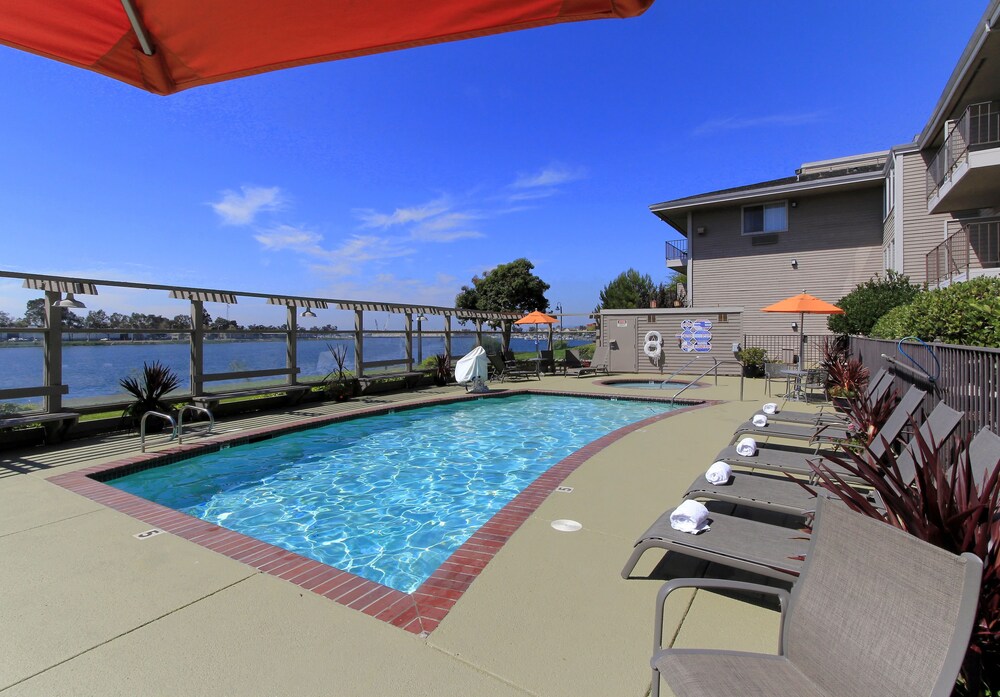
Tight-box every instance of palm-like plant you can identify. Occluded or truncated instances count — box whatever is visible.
[119,361,180,431]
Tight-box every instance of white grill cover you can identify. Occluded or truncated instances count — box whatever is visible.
[455,346,488,383]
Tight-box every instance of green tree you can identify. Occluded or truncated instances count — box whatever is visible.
[599,269,657,309]
[84,309,110,328]
[23,298,46,327]
[455,258,550,349]
[0,310,13,326]
[827,270,920,336]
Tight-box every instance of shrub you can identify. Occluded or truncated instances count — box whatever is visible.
[868,276,1000,347]
[827,270,920,336]
[735,346,767,377]
[119,361,180,432]
[868,302,918,340]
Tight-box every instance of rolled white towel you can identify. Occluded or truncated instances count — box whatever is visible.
[735,437,757,457]
[762,402,779,415]
[751,414,768,428]
[705,461,733,485]
[669,500,711,534]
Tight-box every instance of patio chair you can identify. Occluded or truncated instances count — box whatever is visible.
[714,386,928,483]
[762,360,789,398]
[648,497,982,697]
[538,349,555,374]
[730,379,920,447]
[801,367,827,402]
[683,401,964,517]
[566,344,610,377]
[750,367,891,427]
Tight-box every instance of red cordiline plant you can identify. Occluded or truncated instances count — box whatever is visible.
[801,426,999,695]
[835,387,899,446]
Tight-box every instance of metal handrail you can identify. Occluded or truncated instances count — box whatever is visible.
[669,357,725,406]
[177,405,214,444]
[140,411,177,453]
[662,355,719,387]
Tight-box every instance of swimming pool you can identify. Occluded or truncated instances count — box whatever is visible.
[603,379,693,390]
[109,394,679,593]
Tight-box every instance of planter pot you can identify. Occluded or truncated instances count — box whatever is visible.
[831,396,852,412]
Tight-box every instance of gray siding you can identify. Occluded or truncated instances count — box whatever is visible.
[900,151,953,284]
[688,186,884,336]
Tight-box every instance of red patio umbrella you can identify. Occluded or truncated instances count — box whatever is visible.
[761,291,844,365]
[0,0,654,95]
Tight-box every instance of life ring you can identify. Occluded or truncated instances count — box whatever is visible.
[643,339,662,358]
[644,330,662,344]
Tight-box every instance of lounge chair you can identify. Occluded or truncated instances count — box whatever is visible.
[620,499,812,582]
[683,401,964,517]
[750,367,890,426]
[649,497,982,697]
[565,344,610,377]
[715,386,927,483]
[730,379,920,447]
[486,352,537,382]
[968,426,1000,487]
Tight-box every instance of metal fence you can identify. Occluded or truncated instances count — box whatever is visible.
[850,336,1000,440]
[925,217,1000,287]
[742,334,827,367]
[926,100,1000,201]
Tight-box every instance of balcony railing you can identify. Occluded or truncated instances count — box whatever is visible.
[925,218,1000,287]
[664,239,689,264]
[927,101,1000,201]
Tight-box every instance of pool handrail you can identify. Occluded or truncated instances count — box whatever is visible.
[177,404,214,444]
[662,356,719,388]
[140,411,177,453]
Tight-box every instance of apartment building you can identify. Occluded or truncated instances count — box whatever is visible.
[652,0,1000,337]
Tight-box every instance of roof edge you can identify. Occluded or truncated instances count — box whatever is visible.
[918,0,1000,148]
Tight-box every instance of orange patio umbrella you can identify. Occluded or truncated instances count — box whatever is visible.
[514,310,558,355]
[0,0,654,96]
[761,291,844,365]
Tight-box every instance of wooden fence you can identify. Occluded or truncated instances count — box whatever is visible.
[850,336,1000,440]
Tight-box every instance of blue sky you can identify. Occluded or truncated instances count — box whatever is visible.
[0,1,988,328]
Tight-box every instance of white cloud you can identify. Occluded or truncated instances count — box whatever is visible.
[410,212,485,242]
[211,186,285,225]
[316,272,460,306]
[692,111,826,136]
[253,225,323,252]
[252,223,416,276]
[511,164,586,189]
[355,197,450,229]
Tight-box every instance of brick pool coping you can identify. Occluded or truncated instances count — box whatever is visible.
[49,390,715,636]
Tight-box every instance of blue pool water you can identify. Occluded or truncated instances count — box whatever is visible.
[110,394,677,593]
[606,380,691,390]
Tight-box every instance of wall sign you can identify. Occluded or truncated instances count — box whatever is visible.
[677,319,713,353]
[616,319,628,327]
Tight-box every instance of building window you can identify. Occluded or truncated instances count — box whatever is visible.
[883,160,895,220]
[742,201,787,235]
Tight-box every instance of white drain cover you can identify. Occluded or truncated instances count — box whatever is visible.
[551,519,582,532]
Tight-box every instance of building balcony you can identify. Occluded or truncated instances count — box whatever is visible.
[665,239,688,270]
[925,217,1000,288]
[926,101,1000,214]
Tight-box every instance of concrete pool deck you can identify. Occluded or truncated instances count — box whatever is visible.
[0,374,814,696]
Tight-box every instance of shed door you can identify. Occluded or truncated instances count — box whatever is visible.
[607,318,637,372]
